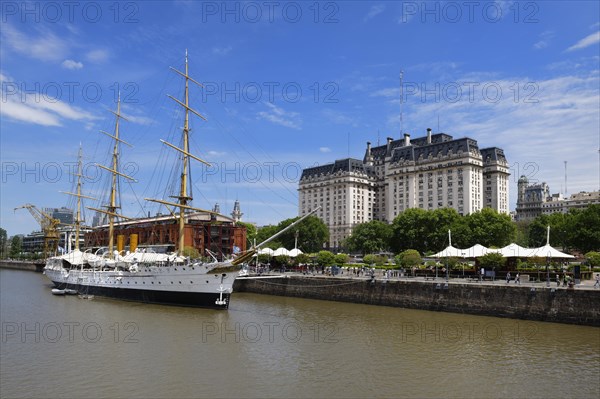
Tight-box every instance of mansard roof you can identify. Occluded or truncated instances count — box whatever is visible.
[480,147,507,164]
[301,158,375,180]
[390,137,478,163]
[370,133,455,160]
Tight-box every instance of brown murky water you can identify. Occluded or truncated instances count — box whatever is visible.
[1,269,599,398]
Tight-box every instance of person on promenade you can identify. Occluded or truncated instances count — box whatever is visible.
[506,272,511,283]
[556,273,561,287]
[594,274,600,288]
[515,273,520,284]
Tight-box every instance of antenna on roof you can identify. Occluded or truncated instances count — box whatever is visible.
[377,129,380,146]
[437,115,440,133]
[399,70,404,136]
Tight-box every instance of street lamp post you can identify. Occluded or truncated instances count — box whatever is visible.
[546,255,550,287]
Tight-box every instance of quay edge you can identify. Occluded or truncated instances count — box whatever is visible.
[0,260,44,272]
[234,275,600,327]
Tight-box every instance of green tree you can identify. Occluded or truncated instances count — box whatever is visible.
[257,253,272,263]
[182,246,200,259]
[363,254,376,266]
[514,220,531,247]
[391,208,432,254]
[262,216,329,253]
[528,212,572,249]
[316,250,335,267]
[569,205,600,253]
[255,225,280,249]
[275,255,290,267]
[477,252,505,270]
[9,235,22,258]
[462,208,516,247]
[584,251,600,267]
[294,253,311,265]
[236,222,257,246]
[334,253,350,266]
[429,208,462,250]
[0,227,7,258]
[394,249,422,268]
[345,220,392,255]
[391,208,461,254]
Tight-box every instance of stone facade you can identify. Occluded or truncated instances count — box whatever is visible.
[299,129,510,249]
[516,176,599,220]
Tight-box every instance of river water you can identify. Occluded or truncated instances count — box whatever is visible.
[1,269,598,399]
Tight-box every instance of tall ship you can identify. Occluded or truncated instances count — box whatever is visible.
[44,52,314,309]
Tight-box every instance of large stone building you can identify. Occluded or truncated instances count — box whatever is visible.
[516,176,600,220]
[299,129,510,249]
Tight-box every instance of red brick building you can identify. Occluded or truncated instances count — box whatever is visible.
[85,211,247,260]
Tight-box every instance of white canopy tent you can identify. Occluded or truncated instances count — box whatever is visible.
[431,245,465,258]
[257,248,275,256]
[273,247,290,257]
[498,243,535,258]
[287,248,304,257]
[529,244,575,259]
[463,244,499,258]
[432,227,575,259]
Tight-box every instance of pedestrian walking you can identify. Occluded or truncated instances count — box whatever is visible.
[556,273,560,287]
[594,273,600,289]
[515,273,520,284]
[506,271,511,283]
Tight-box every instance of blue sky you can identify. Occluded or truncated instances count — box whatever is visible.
[1,1,599,237]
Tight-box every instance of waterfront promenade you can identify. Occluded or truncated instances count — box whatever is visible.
[236,269,600,326]
[244,268,600,290]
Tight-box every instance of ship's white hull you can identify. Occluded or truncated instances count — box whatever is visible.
[44,262,239,309]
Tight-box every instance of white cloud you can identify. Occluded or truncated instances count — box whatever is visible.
[322,109,358,126]
[62,59,84,70]
[208,150,226,156]
[392,72,600,206]
[0,73,98,127]
[533,31,554,50]
[566,31,600,52]
[257,103,301,130]
[319,147,331,153]
[371,87,399,98]
[364,5,385,21]
[1,24,69,62]
[212,46,232,56]
[86,49,109,63]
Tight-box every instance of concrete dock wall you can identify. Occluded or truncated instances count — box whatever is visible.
[234,276,600,326]
[0,260,44,272]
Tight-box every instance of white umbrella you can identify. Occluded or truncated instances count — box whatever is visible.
[529,244,575,259]
[431,245,464,258]
[258,248,275,256]
[463,244,500,258]
[288,248,303,257]
[498,243,535,258]
[273,247,290,256]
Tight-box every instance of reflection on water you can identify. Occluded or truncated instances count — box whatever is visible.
[1,269,599,398]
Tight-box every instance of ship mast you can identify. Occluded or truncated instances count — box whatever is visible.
[146,50,218,256]
[177,50,192,253]
[60,145,96,251]
[87,95,134,259]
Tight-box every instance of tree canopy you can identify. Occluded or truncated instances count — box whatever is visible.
[528,205,600,253]
[255,216,329,253]
[345,220,392,255]
[390,207,514,253]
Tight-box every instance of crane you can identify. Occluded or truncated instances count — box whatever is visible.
[14,204,61,258]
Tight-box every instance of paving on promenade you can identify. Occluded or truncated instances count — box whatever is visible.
[245,269,600,291]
